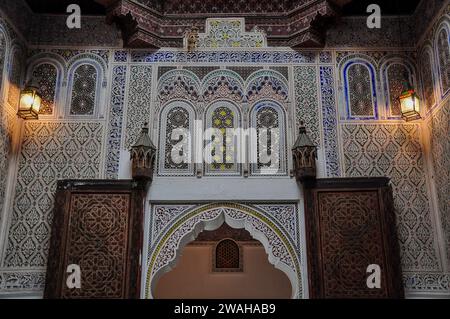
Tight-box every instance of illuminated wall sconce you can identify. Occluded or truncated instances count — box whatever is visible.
[398,80,421,122]
[17,81,42,120]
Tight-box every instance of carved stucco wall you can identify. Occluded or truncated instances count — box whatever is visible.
[428,100,450,268]
[0,0,448,297]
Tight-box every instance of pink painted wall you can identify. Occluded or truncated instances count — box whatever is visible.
[155,244,292,299]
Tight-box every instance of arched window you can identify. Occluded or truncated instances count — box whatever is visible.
[344,61,378,119]
[437,27,450,96]
[30,63,58,115]
[7,47,23,109]
[250,101,287,176]
[384,63,412,118]
[158,101,195,176]
[421,48,436,111]
[204,101,241,176]
[214,239,241,271]
[69,64,98,116]
[0,31,6,95]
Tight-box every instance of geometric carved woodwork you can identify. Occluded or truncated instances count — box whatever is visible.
[103,0,351,48]
[303,177,404,298]
[44,180,146,298]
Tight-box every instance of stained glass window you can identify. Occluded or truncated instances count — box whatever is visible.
[70,64,97,115]
[211,106,235,171]
[205,102,240,175]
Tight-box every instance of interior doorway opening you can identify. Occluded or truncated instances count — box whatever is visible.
[154,224,292,299]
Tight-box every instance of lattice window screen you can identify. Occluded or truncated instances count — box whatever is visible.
[70,64,97,116]
[215,239,240,270]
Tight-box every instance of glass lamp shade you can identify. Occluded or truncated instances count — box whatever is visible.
[399,89,421,122]
[17,84,42,120]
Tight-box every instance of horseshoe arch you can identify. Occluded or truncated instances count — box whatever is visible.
[144,203,303,299]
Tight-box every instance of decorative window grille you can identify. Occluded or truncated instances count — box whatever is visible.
[69,64,97,115]
[214,239,242,272]
[31,63,57,115]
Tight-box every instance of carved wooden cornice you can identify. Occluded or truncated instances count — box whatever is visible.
[100,0,351,48]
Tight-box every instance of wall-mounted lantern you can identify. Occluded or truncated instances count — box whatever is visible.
[398,81,421,122]
[292,122,317,182]
[130,123,157,183]
[17,81,42,120]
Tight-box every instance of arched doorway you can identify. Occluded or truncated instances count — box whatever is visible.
[144,203,302,299]
[154,224,292,298]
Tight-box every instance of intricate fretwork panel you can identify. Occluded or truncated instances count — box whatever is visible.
[254,204,298,247]
[131,50,317,64]
[208,105,237,173]
[342,124,439,272]
[31,64,57,115]
[437,27,450,96]
[429,101,450,266]
[151,205,196,246]
[385,63,408,117]
[195,18,267,49]
[158,103,195,176]
[420,49,436,111]
[319,191,387,298]
[294,66,321,146]
[105,65,127,179]
[61,194,130,298]
[250,102,287,176]
[125,65,152,148]
[157,70,199,105]
[150,203,299,254]
[215,239,240,270]
[202,70,245,103]
[320,66,341,177]
[69,64,97,115]
[3,122,103,268]
[345,63,376,118]
[246,70,288,103]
